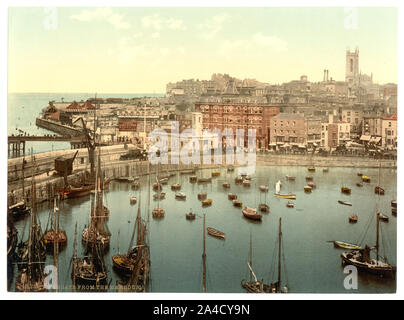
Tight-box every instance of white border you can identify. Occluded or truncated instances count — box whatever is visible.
[1,0,402,301]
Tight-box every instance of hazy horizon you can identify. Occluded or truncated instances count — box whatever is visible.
[9,7,397,93]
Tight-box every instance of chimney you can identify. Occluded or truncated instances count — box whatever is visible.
[323,70,327,82]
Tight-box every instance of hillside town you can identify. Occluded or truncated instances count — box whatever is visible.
[36,48,397,158]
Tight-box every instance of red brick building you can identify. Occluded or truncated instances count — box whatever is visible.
[195,103,280,149]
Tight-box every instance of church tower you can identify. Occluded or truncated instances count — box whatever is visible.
[345,47,359,84]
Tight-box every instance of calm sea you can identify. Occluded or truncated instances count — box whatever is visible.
[9,165,397,293]
[7,93,164,156]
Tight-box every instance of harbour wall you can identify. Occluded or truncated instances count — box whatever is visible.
[7,148,396,207]
[35,118,83,137]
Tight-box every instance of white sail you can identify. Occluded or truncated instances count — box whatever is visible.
[275,180,281,194]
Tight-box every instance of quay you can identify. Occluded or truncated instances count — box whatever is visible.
[7,145,396,207]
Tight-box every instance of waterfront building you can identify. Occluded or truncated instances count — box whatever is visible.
[195,101,280,149]
[269,113,306,149]
[381,114,397,150]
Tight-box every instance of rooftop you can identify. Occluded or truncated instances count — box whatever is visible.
[273,113,305,119]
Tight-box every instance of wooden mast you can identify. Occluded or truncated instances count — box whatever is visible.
[53,197,59,292]
[249,231,252,283]
[277,217,282,292]
[72,222,77,289]
[202,213,206,293]
[376,161,381,261]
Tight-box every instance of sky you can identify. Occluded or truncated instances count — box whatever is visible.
[8,7,398,93]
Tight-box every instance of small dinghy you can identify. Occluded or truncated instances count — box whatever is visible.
[175,192,186,200]
[228,193,237,200]
[349,214,358,223]
[304,186,312,193]
[242,207,262,221]
[202,199,212,207]
[130,197,137,205]
[222,182,231,188]
[259,185,269,192]
[198,192,207,200]
[338,200,352,206]
[207,227,225,240]
[332,240,361,250]
[286,201,294,208]
[258,204,270,213]
[233,199,242,207]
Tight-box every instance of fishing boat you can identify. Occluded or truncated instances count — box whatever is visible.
[198,192,207,200]
[153,183,162,191]
[304,186,312,193]
[375,186,385,195]
[305,176,313,181]
[242,207,262,221]
[227,166,235,172]
[8,201,31,220]
[233,199,243,207]
[308,167,315,172]
[189,176,197,183]
[222,182,231,188]
[241,218,288,293]
[392,208,397,216]
[15,179,47,292]
[228,193,237,200]
[362,175,371,183]
[130,197,137,205]
[259,185,269,192]
[332,241,361,250]
[112,199,150,293]
[82,146,111,248]
[72,224,108,288]
[202,199,212,207]
[152,207,165,219]
[338,200,352,206]
[308,181,316,189]
[175,192,187,200]
[186,210,196,220]
[286,201,294,208]
[58,183,94,200]
[212,171,220,177]
[259,204,270,213]
[235,176,243,184]
[349,214,358,223]
[242,180,251,187]
[244,175,252,181]
[341,186,351,194]
[341,163,396,279]
[198,177,212,184]
[275,194,296,199]
[43,198,67,250]
[171,183,181,191]
[356,183,363,187]
[285,175,296,181]
[391,200,397,208]
[153,192,166,200]
[323,168,329,173]
[207,227,226,240]
[131,181,140,190]
[159,178,168,185]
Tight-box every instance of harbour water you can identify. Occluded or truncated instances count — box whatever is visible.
[9,165,397,293]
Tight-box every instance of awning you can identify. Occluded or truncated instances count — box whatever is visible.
[369,136,381,143]
[360,135,371,141]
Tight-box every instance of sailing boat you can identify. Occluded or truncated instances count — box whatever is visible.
[241,218,288,293]
[15,179,47,292]
[340,162,396,278]
[113,190,150,289]
[72,222,108,288]
[43,197,67,250]
[171,171,181,190]
[275,179,296,199]
[82,146,111,248]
